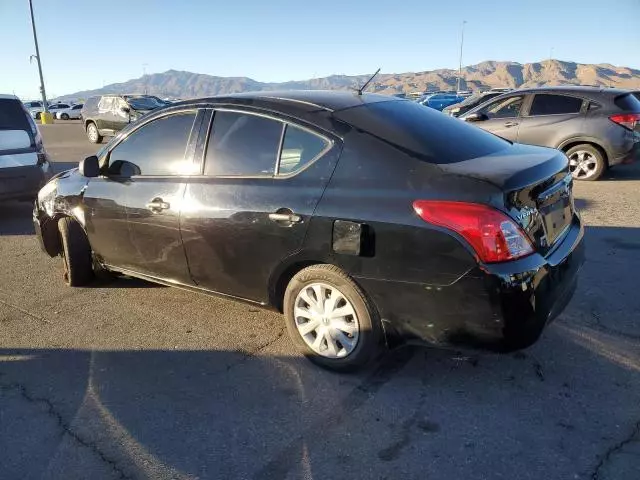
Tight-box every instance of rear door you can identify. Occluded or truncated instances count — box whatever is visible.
[516,93,586,147]
[468,94,526,141]
[105,109,201,283]
[96,97,115,132]
[181,109,339,301]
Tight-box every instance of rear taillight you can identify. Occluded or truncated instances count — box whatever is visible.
[609,113,640,131]
[412,200,534,263]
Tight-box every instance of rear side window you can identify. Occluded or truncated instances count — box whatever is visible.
[0,99,31,131]
[278,125,329,175]
[334,100,510,164]
[614,93,640,111]
[204,111,284,176]
[529,94,583,116]
[108,112,197,176]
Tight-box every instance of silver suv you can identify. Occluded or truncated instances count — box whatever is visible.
[0,95,52,201]
[461,86,640,180]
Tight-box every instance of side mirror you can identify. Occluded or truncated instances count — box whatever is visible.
[79,155,100,178]
[465,112,488,122]
[121,106,130,113]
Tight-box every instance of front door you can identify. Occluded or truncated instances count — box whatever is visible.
[469,94,526,142]
[102,109,201,283]
[515,93,586,147]
[181,109,339,302]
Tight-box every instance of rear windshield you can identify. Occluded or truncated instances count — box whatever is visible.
[0,99,31,131]
[614,93,640,111]
[334,100,510,164]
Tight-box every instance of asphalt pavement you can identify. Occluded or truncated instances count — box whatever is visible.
[1,122,639,479]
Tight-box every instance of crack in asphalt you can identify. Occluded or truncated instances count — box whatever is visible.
[0,379,132,480]
[226,326,287,372]
[590,309,640,341]
[253,347,415,480]
[0,297,51,325]
[590,419,640,480]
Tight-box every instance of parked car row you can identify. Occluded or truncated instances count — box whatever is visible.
[22,100,84,120]
[33,90,585,371]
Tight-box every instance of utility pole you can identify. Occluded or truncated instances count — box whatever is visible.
[28,0,48,114]
[457,21,467,94]
[143,63,148,94]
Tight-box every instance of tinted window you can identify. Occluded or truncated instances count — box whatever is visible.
[204,111,283,176]
[84,97,99,110]
[614,93,640,111]
[72,105,83,110]
[334,100,510,164]
[278,125,329,175]
[0,99,31,132]
[108,112,197,176]
[529,94,583,115]
[479,96,524,119]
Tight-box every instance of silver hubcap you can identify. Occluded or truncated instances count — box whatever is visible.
[294,282,360,358]
[569,150,598,179]
[88,124,97,141]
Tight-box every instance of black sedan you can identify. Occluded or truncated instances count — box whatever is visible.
[34,91,584,371]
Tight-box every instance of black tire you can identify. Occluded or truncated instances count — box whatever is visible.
[283,264,382,371]
[35,112,41,120]
[61,113,69,120]
[58,217,93,286]
[566,144,606,181]
[86,122,103,144]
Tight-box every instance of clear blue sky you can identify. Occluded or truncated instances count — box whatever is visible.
[2,0,639,99]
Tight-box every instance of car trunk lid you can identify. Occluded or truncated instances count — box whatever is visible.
[439,144,574,256]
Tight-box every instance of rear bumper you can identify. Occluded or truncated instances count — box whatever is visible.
[610,140,639,166]
[359,215,585,352]
[0,163,52,201]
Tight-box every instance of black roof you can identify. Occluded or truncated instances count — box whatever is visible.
[176,90,398,113]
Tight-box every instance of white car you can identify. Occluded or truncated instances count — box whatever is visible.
[55,104,83,120]
[29,102,71,120]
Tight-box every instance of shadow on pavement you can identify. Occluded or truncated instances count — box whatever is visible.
[600,161,640,182]
[0,201,35,235]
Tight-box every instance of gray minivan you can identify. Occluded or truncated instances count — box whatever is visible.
[461,86,640,180]
[0,95,52,201]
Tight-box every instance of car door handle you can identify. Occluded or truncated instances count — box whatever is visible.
[146,198,170,211]
[269,212,302,223]
[504,121,519,127]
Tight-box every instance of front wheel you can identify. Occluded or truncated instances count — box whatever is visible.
[61,113,69,120]
[58,217,94,286]
[567,144,606,181]
[283,265,382,371]
[86,122,103,144]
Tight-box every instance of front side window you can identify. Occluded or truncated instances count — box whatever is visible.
[529,94,583,116]
[204,111,283,176]
[480,96,524,119]
[108,112,197,176]
[278,125,329,175]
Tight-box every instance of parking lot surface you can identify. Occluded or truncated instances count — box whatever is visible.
[1,122,639,479]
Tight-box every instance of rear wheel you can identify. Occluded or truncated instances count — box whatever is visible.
[61,113,69,120]
[35,112,41,120]
[283,265,382,371]
[566,144,606,181]
[58,217,93,286]
[86,122,103,143]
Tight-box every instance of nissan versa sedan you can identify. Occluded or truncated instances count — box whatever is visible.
[34,91,584,371]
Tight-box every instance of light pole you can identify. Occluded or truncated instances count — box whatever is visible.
[27,0,49,117]
[143,63,148,94]
[456,20,467,94]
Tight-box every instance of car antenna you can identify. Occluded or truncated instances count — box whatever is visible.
[356,68,381,96]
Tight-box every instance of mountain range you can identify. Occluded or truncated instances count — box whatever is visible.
[59,59,640,101]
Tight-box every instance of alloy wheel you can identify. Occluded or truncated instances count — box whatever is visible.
[87,124,98,142]
[569,150,598,180]
[293,282,360,358]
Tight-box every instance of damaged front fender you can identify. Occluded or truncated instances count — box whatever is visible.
[33,168,90,257]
